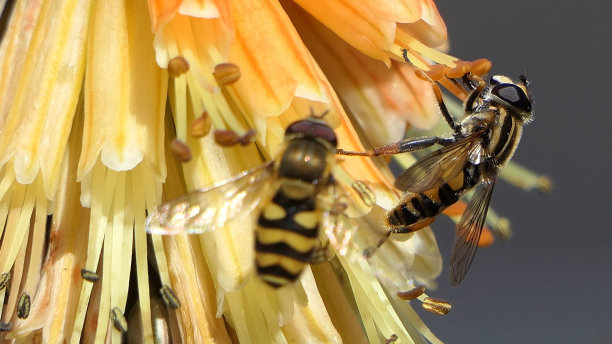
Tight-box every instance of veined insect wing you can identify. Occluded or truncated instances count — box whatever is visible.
[146,161,277,235]
[394,133,481,192]
[319,175,380,259]
[450,178,496,286]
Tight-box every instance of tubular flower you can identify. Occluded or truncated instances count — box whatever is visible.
[0,0,550,343]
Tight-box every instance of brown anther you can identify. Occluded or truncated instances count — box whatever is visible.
[189,111,212,138]
[214,129,256,147]
[424,64,448,81]
[111,307,129,333]
[385,334,399,343]
[80,269,100,282]
[470,58,492,76]
[446,61,471,79]
[214,130,241,146]
[170,139,192,162]
[422,297,452,315]
[397,285,426,300]
[0,272,10,290]
[168,56,190,78]
[238,129,256,146]
[160,285,181,309]
[537,176,554,194]
[214,63,241,85]
[17,293,31,319]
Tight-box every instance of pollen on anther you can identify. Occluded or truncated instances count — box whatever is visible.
[190,111,212,138]
[170,139,192,162]
[422,297,451,315]
[214,129,256,147]
[424,64,448,81]
[213,63,241,86]
[168,56,190,77]
[397,285,426,300]
[446,61,471,78]
[471,59,492,76]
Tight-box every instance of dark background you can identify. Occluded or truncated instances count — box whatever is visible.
[418,1,612,343]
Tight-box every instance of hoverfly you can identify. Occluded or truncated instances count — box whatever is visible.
[338,59,534,286]
[146,112,367,288]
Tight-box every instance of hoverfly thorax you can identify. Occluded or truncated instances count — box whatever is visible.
[463,75,534,169]
[279,118,337,185]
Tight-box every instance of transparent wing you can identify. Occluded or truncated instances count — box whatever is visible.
[449,178,495,286]
[394,133,482,193]
[146,161,278,235]
[319,179,382,260]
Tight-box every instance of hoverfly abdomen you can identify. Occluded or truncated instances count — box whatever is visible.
[255,191,319,287]
[255,117,337,288]
[387,162,480,232]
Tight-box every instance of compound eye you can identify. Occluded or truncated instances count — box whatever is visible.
[285,120,337,147]
[492,84,532,112]
[312,124,337,147]
[285,120,313,136]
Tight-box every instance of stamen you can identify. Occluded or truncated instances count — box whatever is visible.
[422,297,451,315]
[17,292,31,319]
[170,139,192,162]
[0,272,9,290]
[424,64,448,81]
[80,269,100,282]
[168,56,190,78]
[111,307,129,333]
[213,63,241,86]
[446,61,471,79]
[397,285,426,300]
[160,285,181,309]
[214,129,256,147]
[385,334,398,343]
[0,322,11,332]
[190,111,212,138]
[471,59,492,76]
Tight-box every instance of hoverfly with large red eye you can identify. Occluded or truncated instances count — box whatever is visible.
[146,110,373,288]
[338,50,534,286]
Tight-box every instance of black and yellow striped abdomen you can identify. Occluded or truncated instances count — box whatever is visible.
[255,180,320,288]
[387,163,480,232]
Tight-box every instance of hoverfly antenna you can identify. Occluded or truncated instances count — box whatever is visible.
[519,74,530,87]
[309,108,330,119]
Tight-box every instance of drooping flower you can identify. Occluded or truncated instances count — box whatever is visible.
[0,0,550,342]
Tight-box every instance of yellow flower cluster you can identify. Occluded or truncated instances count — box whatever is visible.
[0,0,550,342]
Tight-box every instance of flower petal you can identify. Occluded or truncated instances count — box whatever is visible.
[0,0,91,199]
[79,0,167,179]
[228,0,329,117]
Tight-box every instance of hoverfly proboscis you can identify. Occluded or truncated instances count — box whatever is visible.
[338,51,534,286]
[146,111,375,288]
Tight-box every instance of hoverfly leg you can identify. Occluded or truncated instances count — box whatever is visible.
[336,135,454,157]
[309,242,334,264]
[388,217,436,234]
[401,48,461,134]
[463,74,487,115]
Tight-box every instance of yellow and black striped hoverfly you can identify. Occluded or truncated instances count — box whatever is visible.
[146,111,370,288]
[338,58,534,286]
